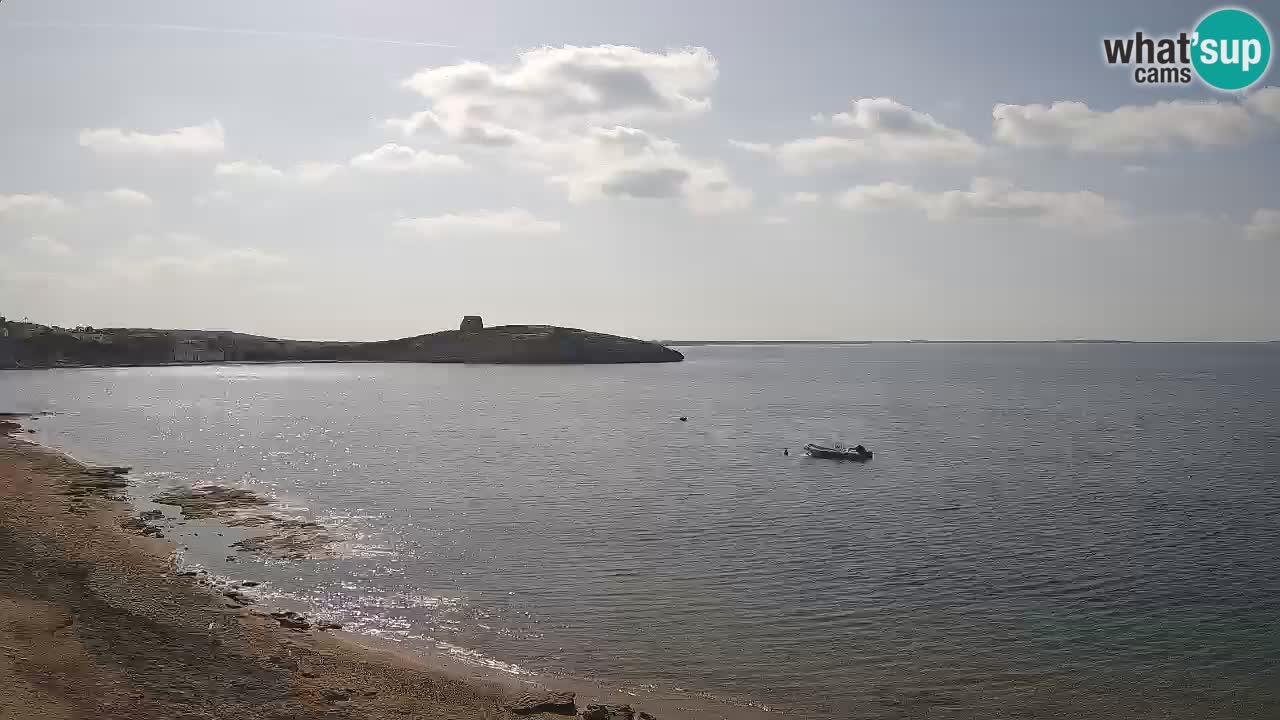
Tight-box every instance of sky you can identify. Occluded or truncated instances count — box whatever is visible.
[1,0,1278,341]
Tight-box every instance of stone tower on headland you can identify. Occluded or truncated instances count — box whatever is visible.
[459,315,483,332]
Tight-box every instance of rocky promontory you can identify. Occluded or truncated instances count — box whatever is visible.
[344,323,683,364]
[0,316,683,367]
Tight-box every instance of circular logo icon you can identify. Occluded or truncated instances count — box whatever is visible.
[1192,8,1272,91]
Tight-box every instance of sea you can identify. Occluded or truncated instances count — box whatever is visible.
[3,343,1279,719]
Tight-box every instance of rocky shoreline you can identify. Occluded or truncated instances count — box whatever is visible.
[0,417,767,720]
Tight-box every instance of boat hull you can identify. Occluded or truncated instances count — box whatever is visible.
[804,444,871,461]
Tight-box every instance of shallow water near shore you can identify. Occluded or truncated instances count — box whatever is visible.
[4,343,1280,718]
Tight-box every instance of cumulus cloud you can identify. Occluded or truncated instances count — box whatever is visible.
[349,143,466,173]
[23,235,73,258]
[542,126,750,214]
[394,208,561,237]
[79,120,225,155]
[0,193,70,216]
[1247,86,1280,122]
[838,177,1121,229]
[992,99,1258,153]
[215,145,461,185]
[215,160,286,180]
[384,47,747,214]
[102,187,153,207]
[1245,209,1280,241]
[390,45,718,144]
[385,111,533,147]
[837,182,927,212]
[733,98,981,173]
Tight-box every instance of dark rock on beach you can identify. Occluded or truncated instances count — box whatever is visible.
[120,511,165,537]
[579,704,644,720]
[270,610,311,630]
[153,485,269,519]
[510,689,576,715]
[231,525,337,561]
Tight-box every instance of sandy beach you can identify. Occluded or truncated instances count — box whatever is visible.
[0,420,584,720]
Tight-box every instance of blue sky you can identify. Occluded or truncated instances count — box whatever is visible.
[1,0,1277,340]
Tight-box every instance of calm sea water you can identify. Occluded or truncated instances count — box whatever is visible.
[4,344,1280,718]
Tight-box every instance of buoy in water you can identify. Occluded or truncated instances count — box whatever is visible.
[783,448,789,456]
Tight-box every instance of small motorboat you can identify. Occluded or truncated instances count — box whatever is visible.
[804,443,873,461]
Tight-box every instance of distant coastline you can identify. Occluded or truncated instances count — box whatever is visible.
[662,339,1277,346]
[0,315,683,369]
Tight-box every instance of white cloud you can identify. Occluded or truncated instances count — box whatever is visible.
[102,187,153,207]
[737,98,981,174]
[760,215,790,225]
[215,160,340,184]
[815,97,959,137]
[215,160,286,180]
[838,177,1122,229]
[385,110,533,147]
[837,182,926,212]
[349,143,466,173]
[992,99,1255,153]
[394,208,561,237]
[1247,86,1280,122]
[215,146,461,185]
[1245,209,1280,241]
[385,47,748,214]
[390,45,717,144]
[22,235,73,258]
[775,134,980,173]
[384,46,746,214]
[0,193,70,216]
[79,120,225,155]
[544,126,750,214]
[784,191,822,205]
[1122,164,1149,174]
[384,111,440,138]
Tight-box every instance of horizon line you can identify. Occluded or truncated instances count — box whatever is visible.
[660,339,1280,345]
